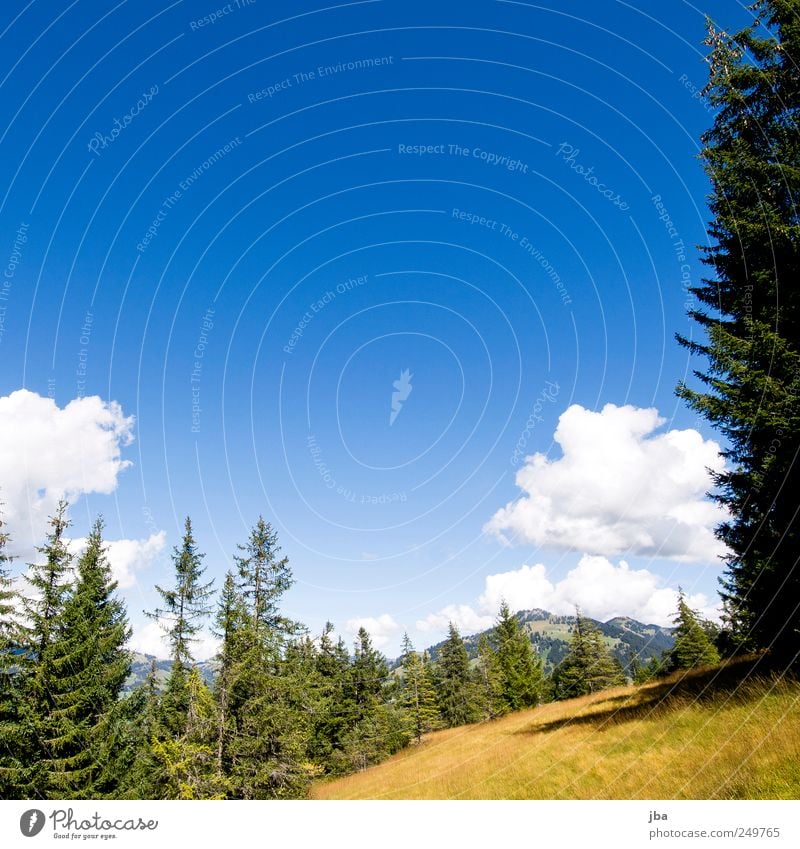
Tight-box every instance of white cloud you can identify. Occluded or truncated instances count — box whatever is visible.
[416,604,494,634]
[486,403,727,563]
[417,555,720,635]
[344,613,401,650]
[67,531,167,589]
[0,390,134,555]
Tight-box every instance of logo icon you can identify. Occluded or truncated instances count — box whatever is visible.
[20,810,45,837]
[390,369,413,426]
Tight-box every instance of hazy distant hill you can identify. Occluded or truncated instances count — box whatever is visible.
[423,608,674,675]
[124,652,217,694]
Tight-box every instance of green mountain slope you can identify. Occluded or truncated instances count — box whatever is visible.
[424,609,674,675]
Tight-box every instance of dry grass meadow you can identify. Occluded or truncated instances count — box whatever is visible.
[312,658,800,800]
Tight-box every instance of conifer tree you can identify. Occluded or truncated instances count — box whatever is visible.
[41,518,131,798]
[473,632,506,719]
[212,571,245,779]
[148,517,214,737]
[0,504,22,797]
[16,501,74,796]
[222,518,311,798]
[151,668,229,799]
[114,660,162,799]
[552,611,625,700]
[667,589,721,672]
[436,622,478,727]
[399,634,440,742]
[234,516,295,636]
[150,517,214,668]
[676,1,800,663]
[493,601,545,710]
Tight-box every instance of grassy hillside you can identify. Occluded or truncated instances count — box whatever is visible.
[313,658,800,800]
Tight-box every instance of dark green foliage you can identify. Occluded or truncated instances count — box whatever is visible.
[473,633,506,719]
[493,602,545,710]
[552,612,626,701]
[15,501,74,797]
[399,635,440,742]
[0,504,22,798]
[666,590,722,672]
[39,518,131,798]
[435,622,479,727]
[676,1,800,664]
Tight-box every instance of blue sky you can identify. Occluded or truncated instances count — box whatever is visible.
[0,0,756,657]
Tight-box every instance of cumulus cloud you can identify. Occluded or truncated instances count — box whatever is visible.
[344,613,401,650]
[486,403,727,563]
[0,389,135,554]
[68,531,167,589]
[417,555,720,635]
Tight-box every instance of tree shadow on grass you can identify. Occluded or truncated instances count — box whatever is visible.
[519,654,794,736]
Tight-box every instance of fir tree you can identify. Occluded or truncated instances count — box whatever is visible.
[41,518,131,798]
[234,516,295,636]
[148,517,214,738]
[493,601,545,710]
[676,1,800,663]
[0,503,22,797]
[552,611,626,700]
[667,589,721,672]
[222,519,311,798]
[16,501,74,797]
[436,622,478,727]
[399,634,440,742]
[149,516,214,669]
[473,632,506,719]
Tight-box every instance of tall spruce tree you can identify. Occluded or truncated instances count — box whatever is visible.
[493,602,545,710]
[223,518,311,799]
[399,634,440,742]
[148,517,214,737]
[0,504,22,797]
[41,518,131,798]
[436,622,478,727]
[17,500,74,797]
[667,589,722,672]
[676,1,800,663]
[473,632,505,719]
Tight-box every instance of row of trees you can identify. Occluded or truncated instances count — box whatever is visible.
[3,503,609,800]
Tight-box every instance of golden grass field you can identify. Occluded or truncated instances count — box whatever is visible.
[312,658,800,800]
